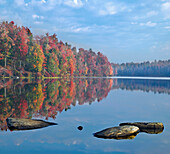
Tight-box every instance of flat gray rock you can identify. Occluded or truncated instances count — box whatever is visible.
[6,118,57,131]
[94,125,139,139]
[119,122,164,134]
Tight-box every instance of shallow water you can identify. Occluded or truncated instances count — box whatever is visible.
[0,78,170,153]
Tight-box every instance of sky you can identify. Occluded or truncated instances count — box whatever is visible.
[0,0,170,63]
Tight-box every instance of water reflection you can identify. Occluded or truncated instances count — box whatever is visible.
[112,79,170,94]
[0,78,169,131]
[0,78,112,131]
[94,134,138,140]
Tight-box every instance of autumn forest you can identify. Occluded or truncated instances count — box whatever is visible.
[0,21,113,78]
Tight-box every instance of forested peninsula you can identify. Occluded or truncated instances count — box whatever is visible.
[0,21,113,78]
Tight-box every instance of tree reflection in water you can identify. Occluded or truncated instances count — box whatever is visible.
[0,78,169,131]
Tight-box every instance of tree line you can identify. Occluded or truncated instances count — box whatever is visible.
[112,60,170,77]
[0,21,113,77]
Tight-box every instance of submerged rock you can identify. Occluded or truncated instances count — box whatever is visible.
[77,126,83,131]
[119,122,164,134]
[6,118,57,131]
[94,125,139,139]
[113,134,137,140]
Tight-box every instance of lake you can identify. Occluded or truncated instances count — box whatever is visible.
[0,78,170,154]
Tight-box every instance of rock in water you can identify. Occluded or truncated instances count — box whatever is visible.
[119,122,164,134]
[6,118,57,131]
[77,126,83,131]
[94,126,139,139]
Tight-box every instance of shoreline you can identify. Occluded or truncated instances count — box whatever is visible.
[1,76,170,80]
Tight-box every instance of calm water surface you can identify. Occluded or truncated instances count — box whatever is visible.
[0,78,170,154]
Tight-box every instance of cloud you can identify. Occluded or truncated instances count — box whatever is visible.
[0,16,8,22]
[29,0,81,11]
[53,23,117,34]
[99,2,117,15]
[71,26,90,32]
[161,2,170,19]
[131,22,137,25]
[54,25,90,33]
[64,0,84,8]
[89,1,127,16]
[29,0,62,11]
[14,0,25,6]
[32,14,44,20]
[34,21,43,24]
[164,26,170,31]
[163,43,170,51]
[41,0,46,3]
[146,11,158,17]
[165,26,170,29]
[133,11,158,20]
[139,21,157,27]
[32,14,39,19]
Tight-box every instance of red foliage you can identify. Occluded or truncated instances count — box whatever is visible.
[10,21,14,24]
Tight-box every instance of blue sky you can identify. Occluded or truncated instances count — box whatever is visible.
[0,0,170,63]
